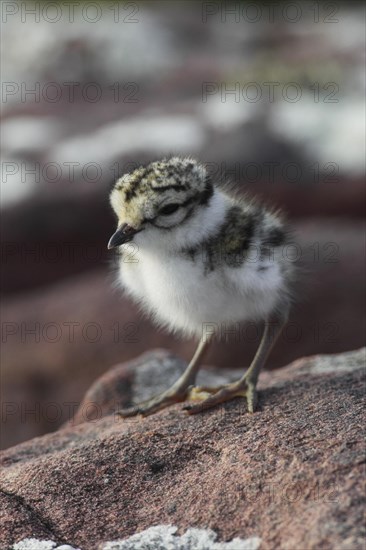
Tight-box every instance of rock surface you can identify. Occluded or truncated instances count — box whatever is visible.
[1,348,365,550]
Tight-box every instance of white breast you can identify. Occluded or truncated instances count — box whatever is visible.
[118,244,283,338]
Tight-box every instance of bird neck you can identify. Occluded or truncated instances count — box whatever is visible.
[179,187,231,247]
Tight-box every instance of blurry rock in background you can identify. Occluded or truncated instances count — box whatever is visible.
[1,1,365,449]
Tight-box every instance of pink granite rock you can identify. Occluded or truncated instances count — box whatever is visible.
[1,348,364,550]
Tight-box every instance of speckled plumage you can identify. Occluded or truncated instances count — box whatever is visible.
[109,156,294,338]
[108,156,295,416]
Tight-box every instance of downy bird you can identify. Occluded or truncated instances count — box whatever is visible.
[108,156,294,416]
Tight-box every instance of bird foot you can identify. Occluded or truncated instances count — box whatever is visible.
[116,384,190,418]
[183,380,258,415]
[116,380,258,418]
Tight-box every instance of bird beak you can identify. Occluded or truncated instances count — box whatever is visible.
[107,223,141,249]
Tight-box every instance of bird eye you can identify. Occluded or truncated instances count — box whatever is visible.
[159,203,180,216]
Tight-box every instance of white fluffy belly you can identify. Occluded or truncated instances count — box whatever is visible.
[118,248,282,337]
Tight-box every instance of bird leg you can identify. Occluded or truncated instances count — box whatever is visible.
[117,336,212,417]
[183,310,288,415]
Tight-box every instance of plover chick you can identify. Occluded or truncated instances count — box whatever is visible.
[108,157,294,416]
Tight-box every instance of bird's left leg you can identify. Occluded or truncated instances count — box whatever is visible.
[183,309,288,415]
[116,335,212,417]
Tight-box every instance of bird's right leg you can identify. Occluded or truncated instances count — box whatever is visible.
[117,336,212,417]
[184,309,289,415]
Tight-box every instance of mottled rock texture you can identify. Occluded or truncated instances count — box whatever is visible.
[1,348,365,550]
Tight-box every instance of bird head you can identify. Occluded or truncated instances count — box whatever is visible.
[108,157,213,249]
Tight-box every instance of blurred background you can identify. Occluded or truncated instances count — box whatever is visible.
[1,0,365,449]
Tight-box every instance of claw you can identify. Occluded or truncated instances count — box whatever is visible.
[183,381,258,415]
[116,387,189,418]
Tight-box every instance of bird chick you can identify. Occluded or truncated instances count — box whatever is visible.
[108,156,294,416]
